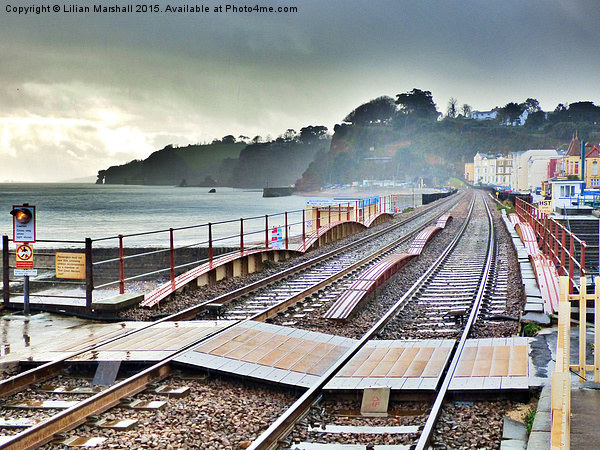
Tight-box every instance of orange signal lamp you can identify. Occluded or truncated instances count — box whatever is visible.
[10,208,32,224]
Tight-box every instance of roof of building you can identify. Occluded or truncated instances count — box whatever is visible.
[585,145,600,158]
[566,134,581,156]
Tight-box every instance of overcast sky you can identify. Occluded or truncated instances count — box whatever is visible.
[1,0,600,182]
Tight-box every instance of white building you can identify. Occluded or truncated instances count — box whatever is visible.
[470,109,530,126]
[550,179,584,211]
[495,154,513,187]
[473,152,513,187]
[473,152,497,185]
[510,149,559,192]
[470,110,497,121]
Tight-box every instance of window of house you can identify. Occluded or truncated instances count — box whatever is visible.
[571,185,576,196]
[594,161,598,176]
[575,162,579,174]
[560,186,565,197]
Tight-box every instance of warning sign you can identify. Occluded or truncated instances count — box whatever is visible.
[16,243,34,269]
[55,252,86,279]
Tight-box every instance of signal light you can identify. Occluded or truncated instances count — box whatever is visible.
[11,204,36,243]
[11,208,32,224]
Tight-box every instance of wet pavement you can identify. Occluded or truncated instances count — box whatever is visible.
[0,310,105,369]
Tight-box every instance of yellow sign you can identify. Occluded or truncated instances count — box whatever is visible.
[539,199,553,214]
[55,252,86,279]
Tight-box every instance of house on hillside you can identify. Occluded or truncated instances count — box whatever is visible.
[470,109,530,126]
[470,110,497,121]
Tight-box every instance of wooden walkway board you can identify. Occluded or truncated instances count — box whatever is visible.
[325,340,454,391]
[449,337,530,391]
[174,321,357,388]
[51,321,234,362]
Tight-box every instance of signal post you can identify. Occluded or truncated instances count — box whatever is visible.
[10,204,36,314]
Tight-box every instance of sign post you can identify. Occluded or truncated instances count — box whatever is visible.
[11,204,36,315]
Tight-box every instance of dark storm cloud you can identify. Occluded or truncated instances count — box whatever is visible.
[2,0,600,181]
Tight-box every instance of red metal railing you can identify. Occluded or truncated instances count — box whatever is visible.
[2,194,415,312]
[516,197,586,292]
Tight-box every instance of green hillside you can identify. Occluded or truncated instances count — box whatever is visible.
[97,142,245,185]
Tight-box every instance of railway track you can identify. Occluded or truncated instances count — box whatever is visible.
[249,191,498,449]
[209,196,461,323]
[0,194,462,448]
[0,191,524,449]
[145,192,463,322]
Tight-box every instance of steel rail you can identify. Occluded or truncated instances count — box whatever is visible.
[0,194,459,399]
[0,194,460,446]
[167,192,462,321]
[0,322,229,450]
[414,192,495,449]
[249,206,451,322]
[0,198,459,449]
[248,193,478,450]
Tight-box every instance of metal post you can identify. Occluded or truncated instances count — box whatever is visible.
[543,214,548,256]
[169,228,175,287]
[285,212,289,250]
[579,276,587,380]
[118,234,125,295]
[208,222,213,268]
[23,275,30,315]
[551,220,557,264]
[85,238,93,311]
[240,218,244,255]
[581,241,586,277]
[561,226,566,276]
[265,215,269,249]
[302,209,306,250]
[338,203,341,223]
[347,202,350,221]
[2,235,9,304]
[328,205,331,227]
[569,235,575,293]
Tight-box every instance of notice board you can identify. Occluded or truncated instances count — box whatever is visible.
[55,252,86,279]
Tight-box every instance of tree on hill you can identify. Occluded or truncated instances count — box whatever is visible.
[523,98,541,113]
[299,125,328,144]
[395,88,440,122]
[498,102,525,125]
[568,101,600,123]
[461,104,472,118]
[343,96,397,125]
[446,98,458,118]
[525,110,546,129]
[278,129,298,142]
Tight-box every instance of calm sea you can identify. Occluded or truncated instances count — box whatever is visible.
[0,184,310,247]
[0,184,422,248]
